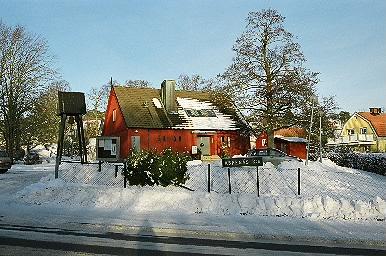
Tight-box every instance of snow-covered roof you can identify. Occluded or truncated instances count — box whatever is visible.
[113,86,241,130]
[152,98,163,109]
[275,136,307,143]
[173,97,237,130]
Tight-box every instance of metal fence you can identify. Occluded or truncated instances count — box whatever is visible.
[186,165,301,196]
[59,160,125,187]
[57,160,386,202]
[186,163,386,201]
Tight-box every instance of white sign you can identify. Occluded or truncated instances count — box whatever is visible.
[192,146,198,154]
[111,144,116,156]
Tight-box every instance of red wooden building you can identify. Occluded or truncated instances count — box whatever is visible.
[103,80,250,159]
[253,128,307,159]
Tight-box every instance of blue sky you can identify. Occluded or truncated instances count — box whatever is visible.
[1,0,385,113]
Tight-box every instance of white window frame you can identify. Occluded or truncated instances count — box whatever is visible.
[347,129,355,135]
[360,127,367,134]
[112,109,116,122]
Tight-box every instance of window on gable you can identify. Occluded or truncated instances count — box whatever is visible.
[360,127,367,134]
[347,129,354,135]
[112,109,117,122]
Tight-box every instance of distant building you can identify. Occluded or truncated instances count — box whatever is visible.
[327,108,386,152]
[251,128,307,159]
[274,136,307,159]
[102,80,250,159]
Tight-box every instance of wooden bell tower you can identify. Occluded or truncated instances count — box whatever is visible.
[55,91,87,178]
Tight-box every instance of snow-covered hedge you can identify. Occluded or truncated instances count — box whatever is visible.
[125,149,190,187]
[328,148,386,176]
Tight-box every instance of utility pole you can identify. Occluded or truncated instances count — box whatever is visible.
[319,112,322,163]
[306,96,317,166]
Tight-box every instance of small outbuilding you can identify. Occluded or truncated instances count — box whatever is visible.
[274,136,307,159]
[252,128,307,159]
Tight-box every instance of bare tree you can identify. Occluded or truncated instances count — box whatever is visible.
[86,83,110,138]
[176,74,216,91]
[222,9,319,148]
[124,79,151,88]
[177,74,205,91]
[306,96,338,159]
[0,21,56,159]
[23,80,70,152]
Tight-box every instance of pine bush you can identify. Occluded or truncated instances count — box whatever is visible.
[125,149,190,186]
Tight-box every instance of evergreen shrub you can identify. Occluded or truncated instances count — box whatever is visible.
[125,149,190,186]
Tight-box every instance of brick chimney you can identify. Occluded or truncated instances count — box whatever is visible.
[160,80,177,112]
[369,107,382,115]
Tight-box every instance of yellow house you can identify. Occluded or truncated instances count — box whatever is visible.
[327,108,386,152]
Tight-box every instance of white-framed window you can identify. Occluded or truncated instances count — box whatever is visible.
[227,136,231,147]
[360,127,367,134]
[347,129,354,135]
[112,109,117,122]
[262,139,267,147]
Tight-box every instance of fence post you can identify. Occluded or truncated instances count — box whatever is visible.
[256,166,260,197]
[123,162,127,188]
[297,168,301,195]
[115,165,118,178]
[227,168,231,194]
[98,161,102,172]
[207,164,211,193]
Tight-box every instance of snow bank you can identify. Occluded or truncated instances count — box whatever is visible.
[187,160,203,166]
[15,174,386,221]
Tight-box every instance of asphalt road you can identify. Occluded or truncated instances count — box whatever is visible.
[0,223,385,256]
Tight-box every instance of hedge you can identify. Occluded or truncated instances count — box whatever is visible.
[328,148,386,176]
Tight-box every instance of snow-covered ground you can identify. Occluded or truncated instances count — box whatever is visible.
[10,159,386,221]
[0,159,385,246]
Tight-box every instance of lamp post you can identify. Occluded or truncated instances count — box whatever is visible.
[306,96,317,165]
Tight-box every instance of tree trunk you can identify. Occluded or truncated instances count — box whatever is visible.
[267,129,275,149]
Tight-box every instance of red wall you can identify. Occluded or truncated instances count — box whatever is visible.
[122,129,249,159]
[255,131,268,149]
[289,142,307,159]
[103,89,129,158]
[126,128,194,156]
[275,140,307,159]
